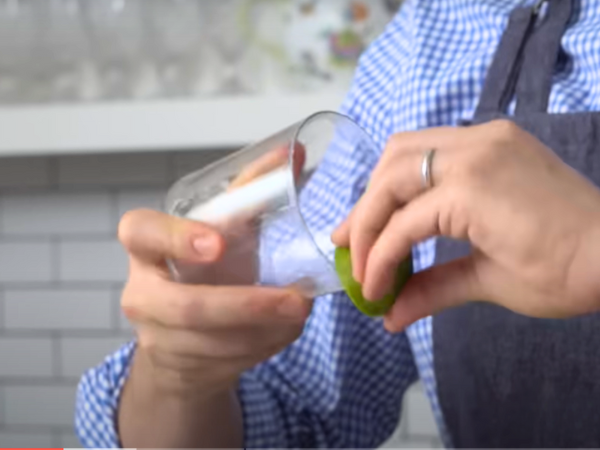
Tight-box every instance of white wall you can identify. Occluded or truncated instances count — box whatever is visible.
[0,150,441,448]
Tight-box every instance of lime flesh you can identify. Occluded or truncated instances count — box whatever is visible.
[334,247,413,317]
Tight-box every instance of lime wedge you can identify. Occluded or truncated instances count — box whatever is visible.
[334,247,413,317]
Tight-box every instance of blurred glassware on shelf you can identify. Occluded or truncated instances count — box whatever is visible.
[83,0,157,100]
[25,0,91,102]
[0,0,396,106]
[252,0,390,93]
[204,0,260,95]
[0,0,35,104]
[144,0,205,98]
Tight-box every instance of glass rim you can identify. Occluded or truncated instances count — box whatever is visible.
[287,109,376,273]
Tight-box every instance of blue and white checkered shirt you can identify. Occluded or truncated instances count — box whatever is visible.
[75,0,600,447]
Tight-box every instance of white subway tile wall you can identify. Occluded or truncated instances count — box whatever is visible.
[0,431,56,448]
[1,193,113,236]
[59,241,128,282]
[0,151,442,448]
[0,242,53,283]
[3,385,77,427]
[4,290,113,331]
[0,338,53,377]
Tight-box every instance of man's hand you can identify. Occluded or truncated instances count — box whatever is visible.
[119,210,312,395]
[333,120,600,331]
[117,145,312,448]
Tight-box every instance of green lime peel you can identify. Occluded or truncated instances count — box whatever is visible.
[334,247,413,317]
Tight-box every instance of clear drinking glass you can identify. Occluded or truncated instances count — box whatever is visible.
[165,111,377,297]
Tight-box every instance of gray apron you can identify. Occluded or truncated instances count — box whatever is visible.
[433,0,600,447]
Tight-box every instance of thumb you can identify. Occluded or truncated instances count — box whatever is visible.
[384,255,484,333]
[118,209,225,267]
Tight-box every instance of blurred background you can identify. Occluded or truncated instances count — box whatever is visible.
[0,0,441,447]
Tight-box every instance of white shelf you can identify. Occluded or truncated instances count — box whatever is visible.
[0,93,347,157]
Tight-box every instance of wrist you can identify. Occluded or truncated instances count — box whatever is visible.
[134,347,238,402]
[119,348,243,448]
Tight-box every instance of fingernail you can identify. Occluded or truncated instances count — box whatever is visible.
[363,287,376,302]
[192,236,218,258]
[363,284,380,302]
[353,268,363,284]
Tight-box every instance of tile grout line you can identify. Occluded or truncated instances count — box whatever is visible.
[48,156,59,190]
[51,331,62,378]
[167,152,178,184]
[50,236,61,287]
[0,234,118,243]
[0,382,4,427]
[0,423,76,434]
[109,188,121,236]
[0,329,125,339]
[52,427,63,448]
[111,284,123,332]
[0,286,4,336]
[0,190,4,237]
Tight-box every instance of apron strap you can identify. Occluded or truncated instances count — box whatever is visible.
[514,0,574,115]
[473,5,539,118]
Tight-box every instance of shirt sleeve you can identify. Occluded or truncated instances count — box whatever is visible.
[75,4,421,449]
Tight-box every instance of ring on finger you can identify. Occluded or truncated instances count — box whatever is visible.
[421,148,437,190]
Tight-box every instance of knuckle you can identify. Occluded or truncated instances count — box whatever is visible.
[170,291,203,329]
[441,184,472,237]
[387,133,404,150]
[370,244,399,272]
[242,291,281,318]
[223,338,256,358]
[488,118,520,140]
[462,121,518,177]
[136,327,159,353]
[120,281,147,325]
[385,131,415,156]
[120,283,136,315]
[117,209,142,249]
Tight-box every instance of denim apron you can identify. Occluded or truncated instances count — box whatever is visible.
[433,0,600,446]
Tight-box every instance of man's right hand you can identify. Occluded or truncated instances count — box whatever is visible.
[119,209,312,395]
[116,209,312,447]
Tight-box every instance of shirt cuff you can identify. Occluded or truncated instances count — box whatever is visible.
[75,341,136,448]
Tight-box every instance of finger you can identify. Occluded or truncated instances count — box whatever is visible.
[362,190,443,300]
[346,129,458,281]
[348,171,406,282]
[370,127,458,200]
[118,209,225,268]
[123,279,313,331]
[291,142,306,183]
[331,204,357,248]
[137,323,303,361]
[384,256,484,333]
[228,143,306,190]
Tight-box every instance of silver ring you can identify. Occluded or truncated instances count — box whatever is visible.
[421,149,436,190]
